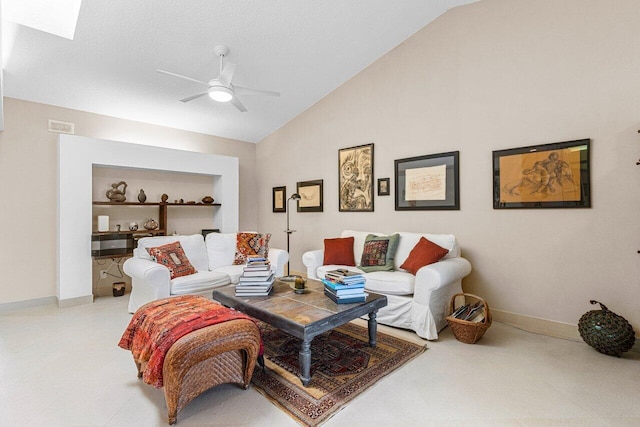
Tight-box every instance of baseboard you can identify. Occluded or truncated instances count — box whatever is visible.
[57,295,94,308]
[0,296,58,313]
[492,308,640,353]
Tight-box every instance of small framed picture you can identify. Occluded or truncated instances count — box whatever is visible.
[297,179,323,212]
[378,178,390,196]
[272,186,286,213]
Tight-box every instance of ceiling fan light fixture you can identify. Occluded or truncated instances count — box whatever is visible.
[208,86,233,102]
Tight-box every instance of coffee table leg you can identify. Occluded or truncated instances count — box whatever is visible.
[368,310,378,347]
[299,338,312,386]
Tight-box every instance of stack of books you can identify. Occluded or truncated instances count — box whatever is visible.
[321,269,367,304]
[235,256,275,297]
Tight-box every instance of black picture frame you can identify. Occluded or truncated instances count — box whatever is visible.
[395,151,459,210]
[296,179,323,212]
[378,178,390,196]
[272,186,286,213]
[492,139,591,209]
[338,143,374,212]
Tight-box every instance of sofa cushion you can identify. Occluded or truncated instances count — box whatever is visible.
[170,270,231,295]
[146,241,197,279]
[137,234,210,272]
[205,232,237,270]
[211,264,246,284]
[360,233,400,272]
[323,237,356,266]
[400,237,450,275]
[364,270,415,296]
[234,232,271,265]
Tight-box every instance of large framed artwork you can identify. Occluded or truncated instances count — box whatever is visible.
[297,179,323,212]
[272,186,286,213]
[338,143,374,212]
[492,139,591,209]
[395,151,459,210]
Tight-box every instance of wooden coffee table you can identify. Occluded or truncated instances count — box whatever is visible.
[212,278,387,386]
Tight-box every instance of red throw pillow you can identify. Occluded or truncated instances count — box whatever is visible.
[146,241,197,279]
[400,237,449,275]
[323,237,356,266]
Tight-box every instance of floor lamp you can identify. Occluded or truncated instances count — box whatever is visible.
[285,193,301,277]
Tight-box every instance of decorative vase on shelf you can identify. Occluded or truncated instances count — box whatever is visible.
[137,189,147,203]
[202,196,214,204]
[161,193,168,203]
[106,181,127,202]
[143,218,158,230]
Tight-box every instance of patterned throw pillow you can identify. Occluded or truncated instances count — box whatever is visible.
[146,241,197,279]
[400,237,449,275]
[360,234,400,272]
[234,232,271,265]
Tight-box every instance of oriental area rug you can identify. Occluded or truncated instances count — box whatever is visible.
[251,322,427,426]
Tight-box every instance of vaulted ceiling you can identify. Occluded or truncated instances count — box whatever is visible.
[2,0,478,142]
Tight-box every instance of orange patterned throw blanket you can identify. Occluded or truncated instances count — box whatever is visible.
[118,295,262,388]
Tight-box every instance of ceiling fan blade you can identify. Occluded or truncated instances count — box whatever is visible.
[234,85,280,97]
[218,62,236,86]
[157,69,208,86]
[180,92,209,103]
[229,96,248,112]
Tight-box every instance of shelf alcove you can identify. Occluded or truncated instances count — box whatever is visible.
[58,135,239,307]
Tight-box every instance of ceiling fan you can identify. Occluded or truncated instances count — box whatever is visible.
[157,45,279,112]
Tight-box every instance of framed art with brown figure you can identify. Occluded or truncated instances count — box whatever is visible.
[296,180,323,212]
[492,139,591,209]
[395,151,459,210]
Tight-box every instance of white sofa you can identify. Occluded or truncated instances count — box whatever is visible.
[302,230,472,340]
[123,233,288,313]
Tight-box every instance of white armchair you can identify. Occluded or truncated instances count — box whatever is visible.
[124,233,288,313]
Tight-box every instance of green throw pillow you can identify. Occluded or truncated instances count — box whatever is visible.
[359,234,400,272]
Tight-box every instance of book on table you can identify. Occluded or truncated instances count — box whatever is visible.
[323,289,366,304]
[238,273,275,285]
[322,278,365,291]
[240,267,273,277]
[235,285,273,297]
[324,270,365,285]
[323,284,366,297]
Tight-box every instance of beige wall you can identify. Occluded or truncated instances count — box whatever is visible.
[258,0,640,330]
[0,97,257,305]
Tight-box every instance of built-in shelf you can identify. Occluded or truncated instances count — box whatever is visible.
[91,201,222,258]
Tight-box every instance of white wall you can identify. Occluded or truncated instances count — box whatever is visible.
[0,98,257,306]
[257,0,640,332]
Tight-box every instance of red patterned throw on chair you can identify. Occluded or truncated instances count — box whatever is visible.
[118,295,262,388]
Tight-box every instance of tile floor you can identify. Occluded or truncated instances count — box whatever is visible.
[1,294,640,426]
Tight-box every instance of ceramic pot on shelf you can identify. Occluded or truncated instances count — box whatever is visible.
[143,218,158,230]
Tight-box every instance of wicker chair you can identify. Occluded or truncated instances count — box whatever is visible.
[135,319,261,425]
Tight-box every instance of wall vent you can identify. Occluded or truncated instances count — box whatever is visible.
[48,119,75,134]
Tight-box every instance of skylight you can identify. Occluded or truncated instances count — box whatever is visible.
[2,0,82,40]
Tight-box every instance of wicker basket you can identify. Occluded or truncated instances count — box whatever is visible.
[446,293,492,344]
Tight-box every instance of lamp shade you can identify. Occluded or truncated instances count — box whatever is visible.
[208,86,233,102]
[290,193,301,200]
